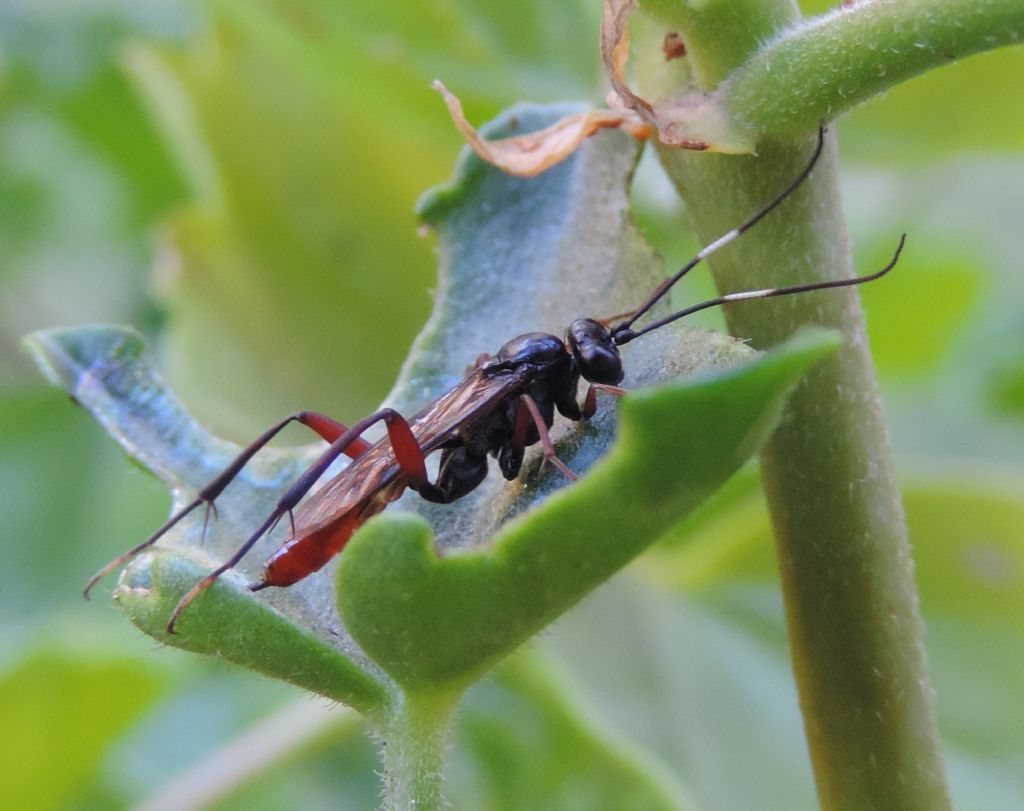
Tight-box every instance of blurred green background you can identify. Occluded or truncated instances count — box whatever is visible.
[2,1,1022,809]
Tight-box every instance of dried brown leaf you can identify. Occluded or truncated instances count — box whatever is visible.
[435,0,753,178]
[433,81,652,178]
[600,0,652,117]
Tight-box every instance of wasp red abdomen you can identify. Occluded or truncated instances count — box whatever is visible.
[255,511,364,588]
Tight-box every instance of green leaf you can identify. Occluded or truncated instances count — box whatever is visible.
[24,326,389,716]
[24,103,679,710]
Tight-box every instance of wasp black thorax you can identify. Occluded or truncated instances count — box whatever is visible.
[486,332,579,416]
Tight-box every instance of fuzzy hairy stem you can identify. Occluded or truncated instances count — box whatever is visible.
[658,139,951,810]
[641,0,1024,146]
[632,0,983,807]
[379,692,456,811]
[722,0,1024,139]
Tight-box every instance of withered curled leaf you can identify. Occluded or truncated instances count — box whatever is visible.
[433,81,651,177]
[436,0,754,177]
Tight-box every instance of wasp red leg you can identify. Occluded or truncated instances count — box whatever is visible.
[581,383,628,419]
[193,412,371,509]
[512,396,532,450]
[168,408,431,632]
[595,309,636,328]
[292,408,431,491]
[84,411,370,599]
[377,411,429,488]
[591,383,628,397]
[520,393,577,482]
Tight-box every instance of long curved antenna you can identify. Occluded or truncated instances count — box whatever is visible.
[612,234,907,346]
[613,127,827,338]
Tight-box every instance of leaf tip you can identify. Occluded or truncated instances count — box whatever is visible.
[22,325,147,396]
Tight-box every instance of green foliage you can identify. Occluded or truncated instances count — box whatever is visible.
[23,113,836,808]
[634,467,1024,809]
[455,651,695,811]
[0,643,169,811]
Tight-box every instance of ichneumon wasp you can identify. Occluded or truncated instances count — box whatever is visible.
[84,127,906,633]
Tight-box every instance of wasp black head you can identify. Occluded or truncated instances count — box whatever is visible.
[567,318,623,385]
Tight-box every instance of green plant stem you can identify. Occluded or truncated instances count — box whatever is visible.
[379,691,457,811]
[642,0,1024,147]
[660,141,952,811]
[634,1,972,808]
[721,0,1024,139]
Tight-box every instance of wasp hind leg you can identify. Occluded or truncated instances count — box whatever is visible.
[83,411,371,600]
[167,408,431,633]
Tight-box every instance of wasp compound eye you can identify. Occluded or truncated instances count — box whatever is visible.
[567,319,624,385]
